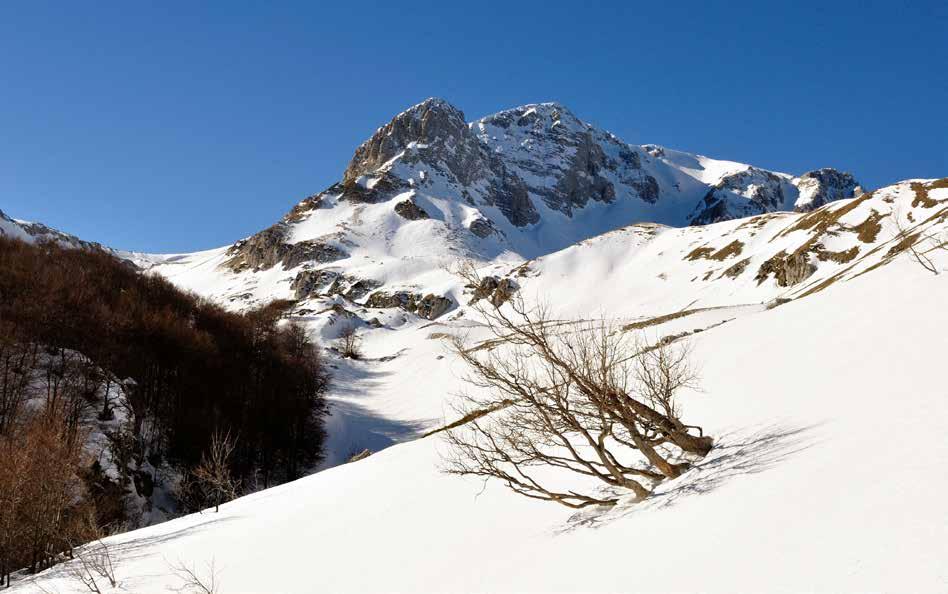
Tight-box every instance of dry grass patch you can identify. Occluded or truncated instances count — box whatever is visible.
[709,240,745,261]
[911,182,938,208]
[817,246,860,264]
[621,308,703,331]
[853,211,887,243]
[778,191,875,238]
[685,246,714,261]
[686,240,745,262]
[720,257,751,279]
[886,232,922,258]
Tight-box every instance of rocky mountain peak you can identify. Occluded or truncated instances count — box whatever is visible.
[343,97,469,182]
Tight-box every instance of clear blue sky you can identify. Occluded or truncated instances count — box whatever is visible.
[2,1,946,252]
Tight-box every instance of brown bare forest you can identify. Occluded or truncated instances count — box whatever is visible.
[0,237,329,582]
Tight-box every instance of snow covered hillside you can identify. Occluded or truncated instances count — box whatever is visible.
[5,98,945,592]
[14,226,948,593]
[0,209,101,250]
[149,178,948,474]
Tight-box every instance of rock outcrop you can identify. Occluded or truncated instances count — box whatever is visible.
[755,251,815,287]
[225,224,349,272]
[468,275,518,307]
[794,169,863,212]
[394,199,430,220]
[364,290,453,320]
[342,98,540,227]
[291,269,381,301]
[692,167,864,225]
[691,168,792,225]
[473,103,661,217]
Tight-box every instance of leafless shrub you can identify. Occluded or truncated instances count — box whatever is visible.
[193,430,239,513]
[69,541,117,593]
[67,509,118,592]
[169,558,220,594]
[894,210,948,274]
[338,326,362,359]
[442,265,712,508]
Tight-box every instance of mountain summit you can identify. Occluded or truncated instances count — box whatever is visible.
[142,98,867,316]
[332,97,861,235]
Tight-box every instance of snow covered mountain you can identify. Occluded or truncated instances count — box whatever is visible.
[146,98,862,319]
[5,99,946,593]
[13,177,948,594]
[0,208,101,250]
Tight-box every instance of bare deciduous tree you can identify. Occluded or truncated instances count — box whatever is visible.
[442,264,712,508]
[169,558,221,594]
[69,538,117,594]
[338,326,361,359]
[66,508,118,593]
[193,430,239,513]
[894,210,948,275]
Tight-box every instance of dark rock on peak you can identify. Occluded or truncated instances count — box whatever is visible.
[344,98,468,183]
[394,199,430,220]
[468,217,497,238]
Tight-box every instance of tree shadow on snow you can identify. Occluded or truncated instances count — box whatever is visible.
[320,354,437,468]
[557,423,822,533]
[13,516,239,588]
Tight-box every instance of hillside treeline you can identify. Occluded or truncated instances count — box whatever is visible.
[0,236,329,580]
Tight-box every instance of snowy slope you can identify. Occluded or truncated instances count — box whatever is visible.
[14,244,948,593]
[5,100,944,593]
[0,209,98,248]
[0,208,157,267]
[145,178,948,476]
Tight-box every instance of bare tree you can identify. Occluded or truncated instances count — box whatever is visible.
[69,539,117,594]
[442,265,712,508]
[894,210,948,275]
[193,430,239,513]
[338,326,361,359]
[66,508,118,593]
[169,558,220,594]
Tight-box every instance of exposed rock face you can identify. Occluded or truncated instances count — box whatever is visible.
[691,167,863,225]
[364,290,453,320]
[468,218,497,238]
[415,294,453,320]
[342,98,539,226]
[336,99,670,230]
[284,192,325,223]
[224,225,288,271]
[468,275,518,307]
[794,169,862,212]
[225,224,349,272]
[394,199,430,220]
[344,279,383,300]
[282,240,349,269]
[291,269,340,299]
[474,103,661,216]
[755,251,815,287]
[290,270,381,301]
[339,174,411,205]
[691,168,791,225]
[345,98,472,183]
